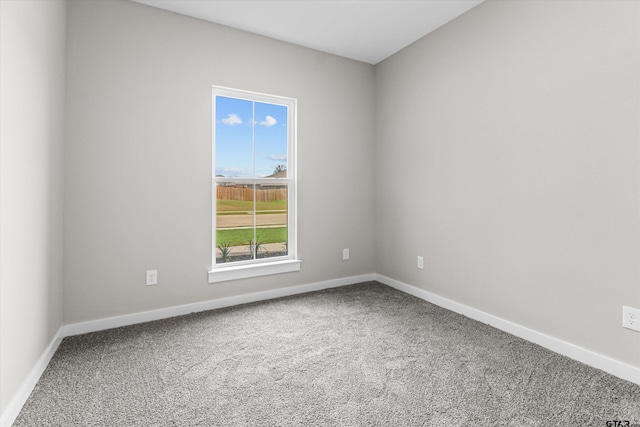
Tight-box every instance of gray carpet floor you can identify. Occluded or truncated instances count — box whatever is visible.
[13,282,640,426]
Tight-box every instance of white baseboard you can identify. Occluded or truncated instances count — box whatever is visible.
[0,327,64,427]
[375,273,640,386]
[63,273,376,337]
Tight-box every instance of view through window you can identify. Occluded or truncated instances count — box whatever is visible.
[212,87,296,268]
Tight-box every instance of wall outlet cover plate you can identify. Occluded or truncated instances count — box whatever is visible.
[622,306,640,332]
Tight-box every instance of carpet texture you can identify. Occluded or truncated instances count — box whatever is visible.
[13,282,640,426]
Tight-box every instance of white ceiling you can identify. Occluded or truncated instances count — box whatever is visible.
[130,0,484,64]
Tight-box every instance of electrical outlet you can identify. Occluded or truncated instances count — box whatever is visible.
[417,256,424,269]
[622,306,640,332]
[343,248,349,260]
[146,270,158,286]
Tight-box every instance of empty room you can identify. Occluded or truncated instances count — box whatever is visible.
[1,0,639,425]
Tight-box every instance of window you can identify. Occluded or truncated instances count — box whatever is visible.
[209,86,300,283]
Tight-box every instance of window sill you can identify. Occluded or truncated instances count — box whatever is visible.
[208,259,301,283]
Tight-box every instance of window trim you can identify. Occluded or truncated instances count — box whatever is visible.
[208,259,301,283]
[209,86,299,283]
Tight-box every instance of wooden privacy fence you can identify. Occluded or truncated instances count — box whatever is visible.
[217,186,287,202]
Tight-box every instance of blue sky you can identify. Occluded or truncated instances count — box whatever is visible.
[215,96,288,178]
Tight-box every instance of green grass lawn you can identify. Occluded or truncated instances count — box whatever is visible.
[216,199,286,213]
[216,227,287,246]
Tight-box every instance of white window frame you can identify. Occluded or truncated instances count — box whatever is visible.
[208,86,300,283]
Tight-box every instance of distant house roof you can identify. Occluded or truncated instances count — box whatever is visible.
[264,170,287,179]
[259,169,287,188]
[216,170,287,187]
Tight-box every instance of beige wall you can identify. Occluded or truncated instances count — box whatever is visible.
[0,0,67,415]
[375,0,640,367]
[63,0,376,324]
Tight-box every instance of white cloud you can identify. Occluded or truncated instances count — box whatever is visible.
[221,114,242,125]
[215,166,251,177]
[268,154,287,161]
[259,115,277,127]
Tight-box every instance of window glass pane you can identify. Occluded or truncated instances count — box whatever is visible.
[215,96,253,178]
[254,102,288,178]
[256,184,288,259]
[215,182,288,263]
[216,182,256,263]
